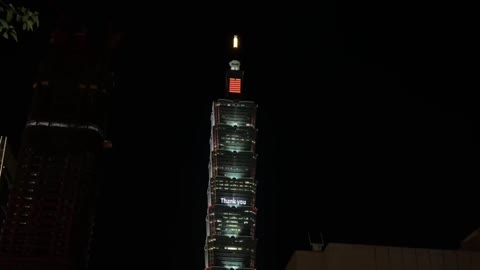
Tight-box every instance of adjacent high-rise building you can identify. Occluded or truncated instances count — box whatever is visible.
[462,227,480,251]
[0,136,16,227]
[286,242,480,270]
[205,36,259,270]
[0,26,114,270]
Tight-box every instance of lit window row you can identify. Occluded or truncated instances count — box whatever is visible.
[212,216,248,220]
[222,220,239,224]
[214,180,256,184]
[215,183,250,187]
[222,137,250,141]
[216,188,255,193]
[219,103,250,107]
[225,246,243,250]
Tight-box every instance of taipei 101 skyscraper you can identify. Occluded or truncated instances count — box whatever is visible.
[204,36,258,270]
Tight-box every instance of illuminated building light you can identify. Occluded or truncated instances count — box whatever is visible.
[25,120,104,136]
[233,35,239,48]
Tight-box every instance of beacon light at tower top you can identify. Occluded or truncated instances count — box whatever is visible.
[233,35,239,48]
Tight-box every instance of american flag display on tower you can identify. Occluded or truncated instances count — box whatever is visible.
[229,77,242,93]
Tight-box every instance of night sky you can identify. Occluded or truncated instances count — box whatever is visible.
[1,1,479,269]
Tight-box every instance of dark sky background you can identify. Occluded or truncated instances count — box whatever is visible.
[1,1,479,269]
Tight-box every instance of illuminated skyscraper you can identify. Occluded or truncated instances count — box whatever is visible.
[0,27,114,270]
[205,36,258,270]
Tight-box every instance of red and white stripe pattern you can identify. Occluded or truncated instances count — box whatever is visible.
[229,78,241,93]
